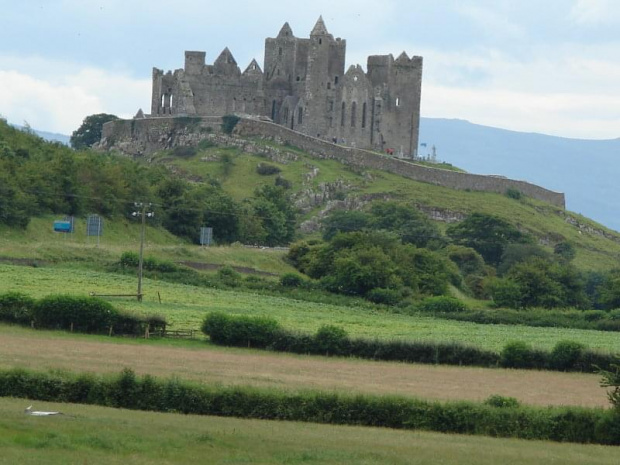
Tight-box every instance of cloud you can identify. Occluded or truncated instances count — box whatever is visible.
[0,58,150,134]
[569,0,620,24]
[422,84,620,140]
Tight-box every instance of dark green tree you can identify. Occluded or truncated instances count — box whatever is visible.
[599,270,620,310]
[252,185,297,246]
[368,201,444,248]
[321,210,370,240]
[70,113,118,150]
[446,213,531,267]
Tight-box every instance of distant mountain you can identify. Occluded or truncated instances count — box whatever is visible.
[419,118,620,232]
[11,124,70,146]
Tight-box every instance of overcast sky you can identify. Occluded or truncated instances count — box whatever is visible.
[1,0,619,139]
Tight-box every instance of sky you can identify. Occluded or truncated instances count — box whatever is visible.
[1,0,619,140]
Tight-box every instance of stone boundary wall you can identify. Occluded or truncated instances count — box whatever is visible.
[100,116,565,208]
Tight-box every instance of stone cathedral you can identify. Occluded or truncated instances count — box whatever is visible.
[150,17,423,157]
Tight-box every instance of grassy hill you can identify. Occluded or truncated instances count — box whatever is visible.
[150,138,620,271]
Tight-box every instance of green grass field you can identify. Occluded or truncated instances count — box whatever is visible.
[2,264,620,352]
[1,398,618,465]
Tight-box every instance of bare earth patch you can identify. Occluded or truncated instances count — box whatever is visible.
[0,329,607,408]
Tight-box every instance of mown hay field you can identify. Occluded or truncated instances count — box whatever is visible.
[0,325,609,408]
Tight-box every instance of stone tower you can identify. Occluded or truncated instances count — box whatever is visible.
[149,17,423,158]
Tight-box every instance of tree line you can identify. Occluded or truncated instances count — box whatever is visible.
[0,120,296,246]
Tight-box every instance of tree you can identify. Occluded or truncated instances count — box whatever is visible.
[599,364,620,409]
[252,185,297,246]
[446,213,531,267]
[368,201,443,249]
[321,210,370,240]
[497,243,550,276]
[490,257,587,309]
[70,113,118,150]
[599,270,620,310]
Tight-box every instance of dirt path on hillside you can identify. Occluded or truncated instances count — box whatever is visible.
[0,331,609,408]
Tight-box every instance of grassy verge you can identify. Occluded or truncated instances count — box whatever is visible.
[2,398,618,465]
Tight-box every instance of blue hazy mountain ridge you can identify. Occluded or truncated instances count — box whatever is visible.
[419,118,620,232]
[12,124,70,146]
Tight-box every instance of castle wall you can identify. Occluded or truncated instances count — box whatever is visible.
[100,116,565,209]
[149,18,420,157]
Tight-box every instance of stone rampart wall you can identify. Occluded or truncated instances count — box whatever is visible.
[100,116,565,208]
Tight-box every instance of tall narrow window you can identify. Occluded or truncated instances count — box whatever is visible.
[395,97,400,107]
[298,107,303,125]
[351,102,357,128]
[341,102,345,127]
[279,47,283,56]
[362,102,367,128]
[271,100,277,120]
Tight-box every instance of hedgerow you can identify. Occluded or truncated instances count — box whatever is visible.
[0,292,165,336]
[0,368,618,445]
[201,313,620,373]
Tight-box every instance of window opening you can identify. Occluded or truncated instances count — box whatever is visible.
[351,102,357,127]
[362,102,367,128]
[341,102,345,127]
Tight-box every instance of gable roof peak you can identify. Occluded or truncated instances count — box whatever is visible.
[311,15,329,36]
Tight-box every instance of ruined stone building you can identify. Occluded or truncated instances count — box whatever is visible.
[150,17,423,157]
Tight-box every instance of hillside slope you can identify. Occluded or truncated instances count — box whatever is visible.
[419,118,620,232]
[150,135,620,271]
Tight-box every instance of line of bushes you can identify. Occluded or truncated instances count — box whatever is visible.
[201,313,620,373]
[0,292,165,336]
[0,367,618,445]
[430,307,620,332]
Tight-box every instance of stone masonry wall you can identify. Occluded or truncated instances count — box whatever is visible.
[99,116,565,208]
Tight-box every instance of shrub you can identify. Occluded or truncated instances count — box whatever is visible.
[0,292,35,324]
[583,310,607,322]
[505,188,522,200]
[366,288,401,306]
[256,163,281,175]
[201,312,282,348]
[314,325,349,356]
[120,251,139,268]
[500,341,545,369]
[217,266,242,287]
[550,341,585,371]
[221,115,240,134]
[275,176,292,189]
[280,273,304,288]
[418,296,468,313]
[172,146,197,158]
[483,395,521,408]
[197,139,217,150]
[32,295,119,333]
[598,364,620,409]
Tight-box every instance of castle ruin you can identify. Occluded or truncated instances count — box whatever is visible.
[150,17,423,158]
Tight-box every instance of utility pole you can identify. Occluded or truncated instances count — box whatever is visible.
[133,203,154,302]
